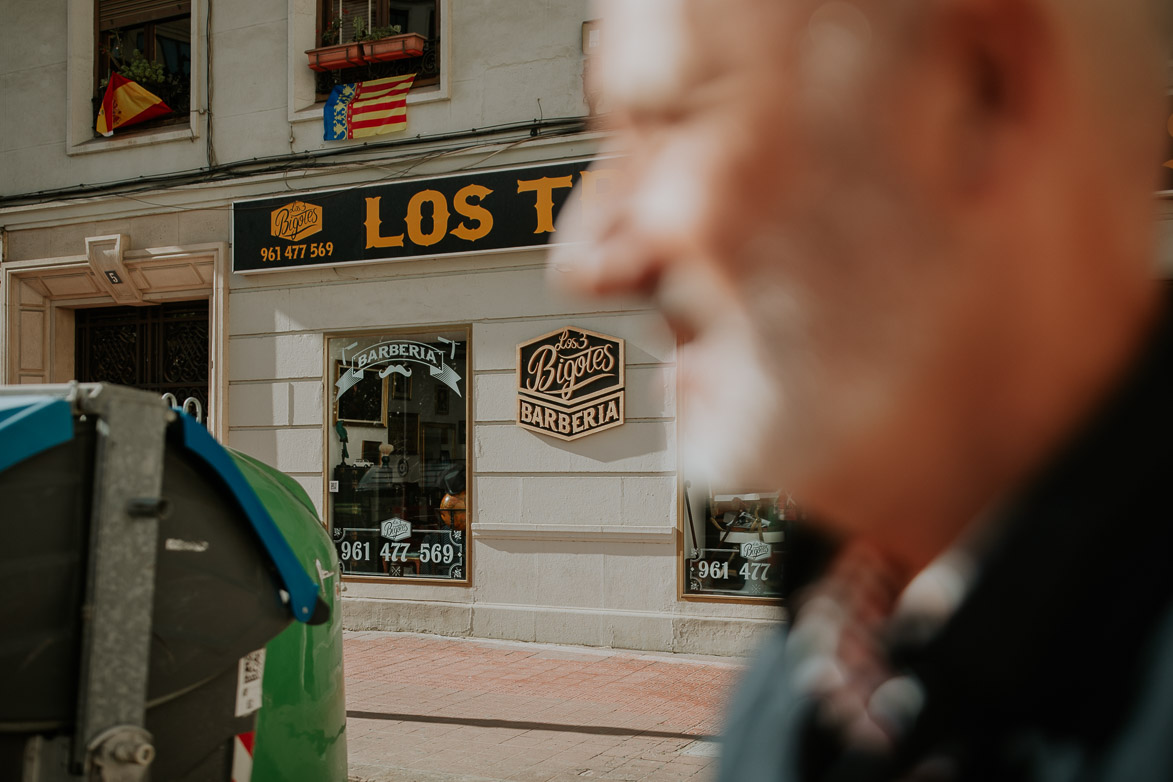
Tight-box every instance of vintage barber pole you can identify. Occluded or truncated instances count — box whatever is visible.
[516,327,626,441]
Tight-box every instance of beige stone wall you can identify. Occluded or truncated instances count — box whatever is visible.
[1,0,591,197]
[223,239,782,655]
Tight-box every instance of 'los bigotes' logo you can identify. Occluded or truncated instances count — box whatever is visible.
[380,518,412,541]
[740,542,771,561]
[516,327,625,441]
[270,200,323,241]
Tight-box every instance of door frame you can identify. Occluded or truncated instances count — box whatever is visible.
[1,239,229,440]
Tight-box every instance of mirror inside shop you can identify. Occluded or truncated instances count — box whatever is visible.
[327,330,468,580]
[683,482,799,599]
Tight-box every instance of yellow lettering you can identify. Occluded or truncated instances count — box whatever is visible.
[584,408,597,429]
[520,400,533,424]
[544,409,557,430]
[364,197,405,249]
[406,189,449,247]
[517,175,574,234]
[451,184,494,242]
[558,413,571,434]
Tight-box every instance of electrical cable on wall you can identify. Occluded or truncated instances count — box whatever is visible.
[0,117,590,208]
[205,0,217,168]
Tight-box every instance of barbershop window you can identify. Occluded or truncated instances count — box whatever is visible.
[682,483,795,600]
[328,329,468,583]
[315,0,440,98]
[95,0,192,133]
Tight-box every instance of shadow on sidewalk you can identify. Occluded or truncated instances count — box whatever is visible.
[346,710,716,741]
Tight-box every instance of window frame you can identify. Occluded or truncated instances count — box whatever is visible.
[287,0,450,125]
[312,0,441,101]
[323,325,473,587]
[66,0,204,155]
[94,4,194,135]
[675,374,785,606]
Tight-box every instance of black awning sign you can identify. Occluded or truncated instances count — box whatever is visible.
[232,159,616,273]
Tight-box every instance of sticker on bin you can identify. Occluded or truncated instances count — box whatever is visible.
[232,730,255,782]
[235,649,267,717]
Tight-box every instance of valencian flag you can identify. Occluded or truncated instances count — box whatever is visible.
[95,73,172,137]
[324,73,416,141]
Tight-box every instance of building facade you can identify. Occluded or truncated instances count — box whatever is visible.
[2,2,1171,656]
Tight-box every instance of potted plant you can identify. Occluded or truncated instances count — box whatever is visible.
[306,18,364,72]
[354,20,427,64]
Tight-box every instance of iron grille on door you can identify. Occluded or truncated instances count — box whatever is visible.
[75,300,210,423]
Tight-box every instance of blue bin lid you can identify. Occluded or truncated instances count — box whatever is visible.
[0,394,319,624]
[0,396,74,475]
[170,413,321,623]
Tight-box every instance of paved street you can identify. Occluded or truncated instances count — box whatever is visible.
[343,632,745,782]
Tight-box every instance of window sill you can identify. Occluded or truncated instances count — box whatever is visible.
[289,83,447,125]
[66,115,198,157]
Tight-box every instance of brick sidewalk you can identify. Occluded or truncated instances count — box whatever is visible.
[343,632,746,782]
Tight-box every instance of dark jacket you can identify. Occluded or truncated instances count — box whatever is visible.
[720,302,1173,782]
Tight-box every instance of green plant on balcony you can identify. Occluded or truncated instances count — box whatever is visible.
[352,19,402,42]
[97,39,188,119]
[307,17,364,72]
[354,20,426,65]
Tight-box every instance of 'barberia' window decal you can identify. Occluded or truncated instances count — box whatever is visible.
[336,337,463,402]
[516,327,625,441]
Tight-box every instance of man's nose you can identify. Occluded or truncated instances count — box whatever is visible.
[547,179,665,298]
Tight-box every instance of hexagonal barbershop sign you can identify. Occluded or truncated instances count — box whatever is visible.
[516,327,625,441]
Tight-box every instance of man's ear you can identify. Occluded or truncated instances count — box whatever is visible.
[920,0,1058,197]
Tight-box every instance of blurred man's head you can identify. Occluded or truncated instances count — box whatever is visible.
[552,0,1170,565]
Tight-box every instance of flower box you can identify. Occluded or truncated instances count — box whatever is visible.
[362,32,427,64]
[306,42,365,72]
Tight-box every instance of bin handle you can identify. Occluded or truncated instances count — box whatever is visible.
[160,393,179,408]
[181,397,203,424]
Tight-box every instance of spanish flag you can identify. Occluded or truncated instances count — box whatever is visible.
[324,74,415,141]
[95,73,172,137]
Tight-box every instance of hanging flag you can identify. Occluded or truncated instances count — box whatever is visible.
[324,74,416,141]
[95,73,172,137]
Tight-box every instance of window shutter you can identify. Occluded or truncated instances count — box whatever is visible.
[336,0,373,43]
[98,0,191,31]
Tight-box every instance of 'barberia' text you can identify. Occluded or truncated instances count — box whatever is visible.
[337,338,463,400]
[519,395,623,438]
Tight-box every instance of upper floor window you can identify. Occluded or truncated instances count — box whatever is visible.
[95,0,192,135]
[313,0,439,99]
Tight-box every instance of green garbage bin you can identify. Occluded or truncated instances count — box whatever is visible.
[231,451,348,782]
[0,383,330,781]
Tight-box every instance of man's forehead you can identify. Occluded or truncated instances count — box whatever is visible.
[598,0,798,112]
[598,0,695,112]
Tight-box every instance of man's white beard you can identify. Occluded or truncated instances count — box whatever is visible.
[678,324,790,492]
